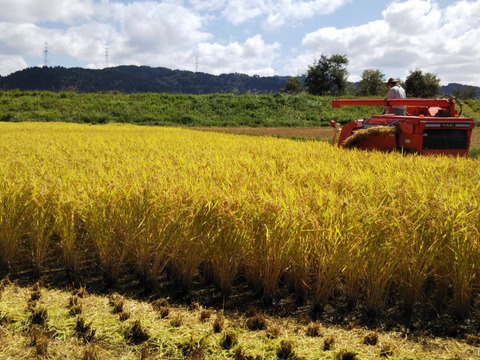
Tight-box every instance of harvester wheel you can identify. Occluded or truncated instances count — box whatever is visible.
[342,126,399,149]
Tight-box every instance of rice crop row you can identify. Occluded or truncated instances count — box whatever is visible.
[1,122,480,318]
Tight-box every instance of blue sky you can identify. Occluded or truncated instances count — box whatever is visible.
[0,0,479,85]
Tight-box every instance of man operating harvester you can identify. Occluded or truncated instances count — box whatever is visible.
[381,77,407,115]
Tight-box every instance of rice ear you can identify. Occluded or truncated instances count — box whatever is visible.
[342,126,398,148]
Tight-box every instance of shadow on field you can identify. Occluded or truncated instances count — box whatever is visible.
[3,254,480,341]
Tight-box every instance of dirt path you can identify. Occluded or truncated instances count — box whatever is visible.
[194,127,333,139]
[195,127,480,148]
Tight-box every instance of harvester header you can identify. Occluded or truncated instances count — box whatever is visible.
[330,97,474,157]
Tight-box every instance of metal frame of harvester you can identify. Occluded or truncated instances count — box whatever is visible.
[330,98,475,157]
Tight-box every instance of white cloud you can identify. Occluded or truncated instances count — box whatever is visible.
[0,0,97,24]
[0,0,478,86]
[222,0,351,29]
[0,1,215,71]
[381,0,441,36]
[302,20,388,57]
[0,23,63,61]
[290,0,480,85]
[56,23,117,60]
[443,0,480,36]
[0,21,115,65]
[0,55,28,76]
[264,0,352,29]
[114,2,211,53]
[197,35,280,75]
[0,0,284,76]
[189,0,225,12]
[221,0,265,25]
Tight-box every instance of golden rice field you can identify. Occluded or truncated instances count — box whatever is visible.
[1,122,480,320]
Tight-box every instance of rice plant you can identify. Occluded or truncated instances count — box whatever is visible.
[1,122,480,318]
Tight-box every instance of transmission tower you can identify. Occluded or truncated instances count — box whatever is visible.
[105,46,109,68]
[43,42,48,67]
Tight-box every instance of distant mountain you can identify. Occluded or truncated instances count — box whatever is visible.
[0,66,291,94]
[440,82,480,97]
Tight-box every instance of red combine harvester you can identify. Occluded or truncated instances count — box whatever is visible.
[330,98,475,157]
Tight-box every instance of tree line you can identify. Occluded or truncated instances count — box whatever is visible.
[283,54,478,99]
[0,60,478,98]
[0,65,290,94]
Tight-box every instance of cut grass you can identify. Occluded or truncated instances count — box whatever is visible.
[1,281,480,359]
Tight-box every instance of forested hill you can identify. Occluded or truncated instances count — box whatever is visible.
[0,66,290,94]
[0,65,478,96]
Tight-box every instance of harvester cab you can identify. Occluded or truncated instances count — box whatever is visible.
[330,97,475,157]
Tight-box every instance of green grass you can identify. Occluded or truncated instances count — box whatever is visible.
[6,90,478,127]
[0,91,334,126]
[469,148,480,159]
[461,99,480,119]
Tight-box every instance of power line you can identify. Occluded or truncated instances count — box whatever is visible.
[105,46,109,68]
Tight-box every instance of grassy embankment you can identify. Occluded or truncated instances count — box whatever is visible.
[0,90,374,126]
[3,90,478,127]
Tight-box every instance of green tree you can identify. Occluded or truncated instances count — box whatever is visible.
[405,69,441,98]
[452,86,477,100]
[304,54,349,96]
[282,76,303,94]
[357,69,386,96]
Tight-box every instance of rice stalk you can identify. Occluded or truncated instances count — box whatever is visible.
[0,123,479,318]
[0,183,32,272]
[28,195,55,278]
